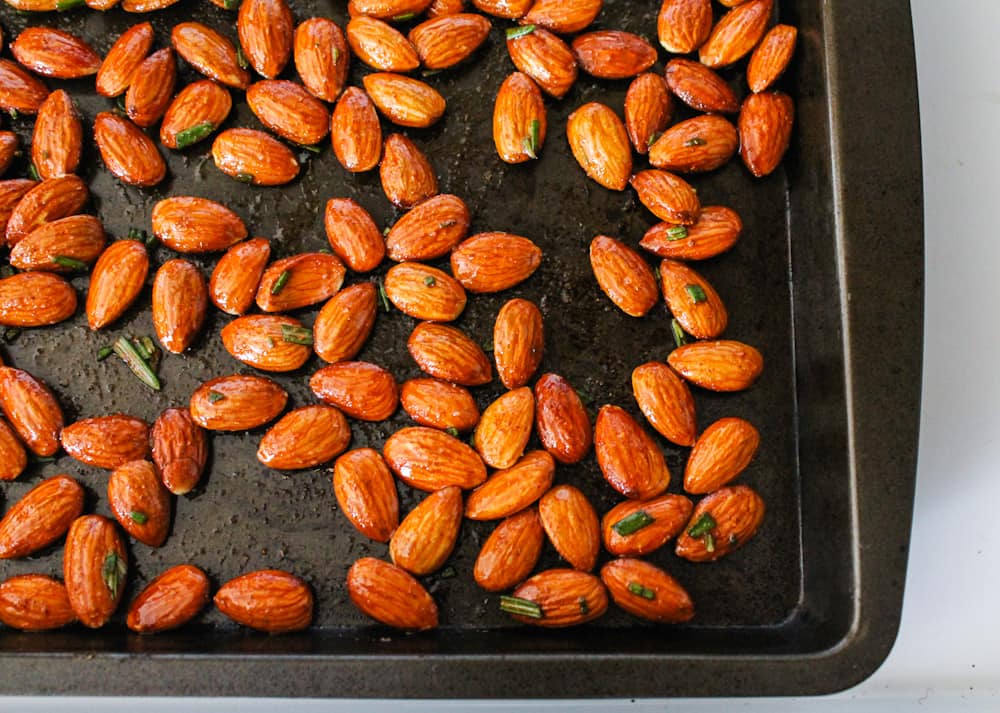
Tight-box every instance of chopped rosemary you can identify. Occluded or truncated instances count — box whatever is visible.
[56,0,85,10]
[687,512,717,539]
[506,25,536,40]
[271,270,291,295]
[666,225,688,241]
[235,172,255,184]
[392,11,416,21]
[2,328,20,344]
[522,118,541,159]
[578,597,589,616]
[52,255,87,271]
[175,121,214,150]
[684,137,707,147]
[439,566,456,579]
[685,284,707,303]
[223,0,239,8]
[8,108,18,120]
[102,551,127,599]
[671,318,689,349]
[423,275,437,287]
[236,46,249,70]
[499,595,542,619]
[113,336,161,391]
[130,511,148,525]
[128,227,148,242]
[298,143,322,154]
[96,345,114,361]
[612,510,655,536]
[130,336,153,361]
[445,427,460,438]
[376,279,391,312]
[705,532,716,553]
[27,163,40,181]
[627,582,655,600]
[281,324,313,346]
[208,390,226,403]
[331,47,340,64]
[648,131,663,147]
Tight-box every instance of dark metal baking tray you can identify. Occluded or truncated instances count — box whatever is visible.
[0,0,922,698]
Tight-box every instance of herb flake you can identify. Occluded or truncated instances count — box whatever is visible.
[130,511,148,525]
[499,595,543,619]
[376,279,391,312]
[506,24,536,40]
[627,582,656,600]
[423,275,437,287]
[684,137,707,147]
[685,284,707,303]
[175,121,214,150]
[102,551,127,599]
[281,324,314,346]
[52,255,88,271]
[671,319,689,349]
[612,510,655,536]
[235,172,255,184]
[97,345,114,361]
[687,512,717,539]
[208,390,226,404]
[271,270,291,295]
[113,336,161,391]
[522,118,541,159]
[666,225,688,241]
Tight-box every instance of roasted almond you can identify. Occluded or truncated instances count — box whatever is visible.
[566,102,632,191]
[96,22,153,98]
[534,373,591,464]
[675,485,765,561]
[258,405,351,470]
[522,0,603,34]
[125,48,176,128]
[506,569,607,627]
[220,314,313,372]
[32,89,82,179]
[664,58,738,114]
[171,22,250,89]
[385,193,468,261]
[212,128,300,186]
[602,493,693,557]
[493,71,547,164]
[348,16,420,72]
[648,114,739,173]
[10,215,105,273]
[347,557,438,631]
[699,0,772,68]
[493,298,543,389]
[349,0,433,19]
[390,486,463,575]
[747,24,797,93]
[506,26,577,99]
[295,18,350,102]
[631,169,701,225]
[0,475,84,559]
[189,374,288,431]
[538,484,600,571]
[247,80,330,146]
[127,564,210,634]
[152,196,247,254]
[399,378,479,431]
[640,206,742,260]
[0,367,64,457]
[667,340,764,391]
[657,0,712,54]
[61,414,149,469]
[331,87,383,173]
[333,448,400,542]
[0,58,49,115]
[385,262,467,321]
[589,235,659,318]
[85,240,149,330]
[0,180,36,239]
[363,73,446,128]
[107,460,171,548]
[238,0,294,79]
[93,112,167,187]
[0,420,27,481]
[659,258,728,339]
[5,174,87,248]
[383,426,487,491]
[0,272,76,328]
[0,574,76,632]
[473,0,530,19]
[121,0,181,11]
[310,361,399,421]
[255,252,346,312]
[572,31,656,80]
[380,133,439,208]
[429,0,466,15]
[313,283,378,363]
[684,417,760,493]
[595,405,671,500]
[466,450,554,520]
[209,237,271,315]
[151,407,208,496]
[600,558,694,623]
[473,508,544,591]
[625,73,673,155]
[739,91,794,178]
[410,13,491,69]
[160,79,232,150]
[215,570,313,633]
[152,259,207,354]
[63,515,128,628]
[474,387,534,470]
[407,321,492,386]
[631,361,696,447]
[324,198,386,272]
[450,232,542,293]
[11,27,100,79]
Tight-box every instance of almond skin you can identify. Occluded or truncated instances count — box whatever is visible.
[258,405,351,470]
[523,0,603,34]
[86,240,149,330]
[0,59,49,115]
[380,133,439,209]
[640,206,743,261]
[675,485,765,562]
[126,48,176,128]
[494,298,544,389]
[215,570,314,633]
[385,263,467,321]
[0,367,64,457]
[333,449,399,542]
[625,73,673,155]
[189,375,288,431]
[331,87,383,173]
[255,253,346,312]
[566,102,632,191]
[399,378,479,431]
[747,24,797,93]
[209,237,271,315]
[350,0,434,19]
[63,515,128,629]
[247,80,330,146]
[160,79,232,150]
[107,460,171,548]
[151,407,208,496]
[347,557,438,631]
[152,196,247,254]
[32,89,82,179]
[60,414,150,470]
[572,31,656,80]
[385,193,469,261]
[664,58,739,114]
[5,174,88,248]
[407,322,492,386]
[0,575,76,631]
[473,0,531,19]
[493,71,547,164]
[324,198,386,272]
[383,426,487,491]
[347,16,420,72]
[631,170,702,226]
[600,558,695,623]
[602,493,693,557]
[220,314,313,372]
[390,486,463,575]
[648,114,739,173]
[450,232,542,293]
[667,340,764,392]
[409,13,491,69]
[97,22,154,98]
[153,259,207,354]
[0,475,84,559]
[0,272,76,328]
[474,387,535,470]
[11,28,100,79]
[473,508,544,592]
[313,283,378,364]
[659,258,728,339]
[684,417,760,493]
[589,235,659,318]
[657,0,713,54]
[631,361,696,447]
[309,362,399,422]
[699,0,773,69]
[534,373,592,464]
[171,22,250,89]
[0,180,36,239]
[238,0,294,79]
[93,112,166,187]
[0,420,27,481]
[363,73,446,128]
[538,484,600,571]
[739,91,795,178]
[595,405,671,500]
[508,569,607,627]
[212,128,300,186]
[466,450,554,520]
[295,18,350,102]
[506,27,577,99]
[9,215,105,273]
[127,564,210,634]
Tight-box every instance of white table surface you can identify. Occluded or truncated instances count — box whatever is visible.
[4,0,998,710]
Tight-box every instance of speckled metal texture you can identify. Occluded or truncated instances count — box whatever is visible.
[0,0,922,698]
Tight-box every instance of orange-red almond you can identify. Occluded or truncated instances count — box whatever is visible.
[214,570,313,633]
[493,72,547,164]
[121,0,181,11]
[346,557,438,631]
[0,367,64,457]
[363,73,446,128]
[506,27,577,99]
[258,405,352,470]
[160,80,232,150]
[566,102,632,191]
[313,283,378,364]
[664,58,739,114]
[93,112,167,188]
[60,414,149,470]
[534,373,592,464]
[333,448,400,542]
[631,361,696,447]
[473,0,531,19]
[659,258,728,339]
[96,22,154,98]
[494,298,544,389]
[310,361,399,422]
[522,0,604,34]
[407,321,492,386]
[648,114,739,174]
[465,450,554,520]
[572,31,656,80]
[699,0,773,69]
[389,486,463,575]
[667,340,764,392]
[409,13,491,70]
[430,0,467,15]
[474,387,534,470]
[10,215,105,273]
[684,417,760,493]
[209,237,271,315]
[151,407,208,496]
[473,508,544,592]
[212,128,300,186]
[331,87,383,173]
[739,91,795,178]
[347,16,420,73]
[385,195,468,262]
[631,170,701,226]
[385,262,467,322]
[220,314,313,372]
[0,59,49,115]
[0,272,77,328]
[324,198,386,272]
[624,73,673,155]
[255,252,346,312]
[399,378,480,432]
[380,133,439,209]
[675,484,765,562]
[0,420,27,481]
[4,174,87,248]
[538,484,600,572]
[0,575,76,632]
[63,515,127,629]
[507,569,608,627]
[295,18,350,103]
[0,180,37,241]
[247,80,330,146]
[127,564,210,634]
[0,475,84,558]
[189,374,288,431]
[171,22,250,89]
[747,24,797,93]
[152,196,247,253]
[602,493,693,557]
[349,0,434,19]
[383,426,487,491]
[657,0,713,54]
[11,28,100,79]
[126,48,177,128]
[600,558,695,623]
[589,235,659,318]
[86,240,148,330]
[238,0,294,79]
[595,405,671,500]
[32,90,82,179]
[152,259,207,354]
[450,232,542,293]
[107,460,171,548]
[640,206,742,261]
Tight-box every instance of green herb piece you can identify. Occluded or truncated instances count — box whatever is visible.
[130,336,153,361]
[685,284,707,303]
[175,121,214,150]
[331,47,340,64]
[627,582,655,600]
[113,336,161,391]
[97,345,114,361]
[130,511,148,525]
[506,24,536,40]
[499,595,543,619]
[281,324,314,346]
[223,0,240,8]
[236,47,249,70]
[235,172,255,184]
[376,279,391,313]
[8,108,18,120]
[128,227,148,243]
[704,532,716,553]
[647,131,663,147]
[30,455,57,464]
[482,340,494,353]
[578,597,589,616]
[439,566,456,579]
[116,94,127,112]
[612,510,654,536]
[684,137,707,147]
[422,68,442,78]
[27,163,40,181]
[140,336,157,359]
[102,551,127,599]
[271,270,291,295]
[671,318,688,349]
[208,390,226,403]
[666,225,688,241]
[56,0,85,11]
[423,275,437,287]
[445,427,460,438]
[2,328,21,344]
[298,143,322,154]
[575,388,594,406]
[654,266,662,283]
[392,11,416,21]
[687,512,717,538]
[522,118,541,159]
[52,255,88,271]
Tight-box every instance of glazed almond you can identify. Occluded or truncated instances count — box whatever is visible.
[94,112,166,188]
[589,235,659,318]
[127,564,210,634]
[385,262,467,322]
[324,198,386,272]
[474,387,534,470]
[664,58,739,114]
[493,72,547,164]
[212,128,300,186]
[466,450,554,520]
[0,272,77,328]
[171,22,250,89]
[385,193,469,261]
[657,0,713,54]
[221,314,313,373]
[310,361,399,422]
[739,91,795,178]
[640,206,742,261]
[153,260,208,354]
[258,405,351,470]
[0,575,76,632]
[631,361,697,447]
[0,367,64,458]
[473,508,544,591]
[107,460,171,548]
[390,486,463,575]
[11,28,100,79]
[659,259,728,339]
[97,22,153,98]
[534,373,592,465]
[600,558,694,623]
[506,569,607,627]
[624,73,672,155]
[247,80,330,146]
[363,73,446,128]
[667,340,764,392]
[631,169,701,226]
[0,59,49,115]
[429,0,466,15]
[238,0,294,79]
[747,24,797,93]
[10,215,105,273]
[383,426,487,491]
[523,0,603,34]
[648,115,739,174]
[255,253,346,312]
[539,484,600,572]
[151,407,208,496]
[407,322,492,386]
[409,14,491,69]
[494,298,544,389]
[152,196,247,254]
[331,87,383,173]
[160,80,232,150]
[295,18,350,102]
[506,27,577,100]
[63,515,127,628]
[333,448,399,542]
[675,485,765,562]
[313,283,378,364]
[125,48,176,128]
[0,180,35,239]
[0,475,84,559]
[400,378,479,432]
[450,232,542,293]
[5,175,88,248]
[32,90,82,179]
[595,405,671,500]
[189,375,288,431]
[350,0,433,19]
[572,31,656,80]
[699,0,772,69]
[347,16,420,72]
[0,420,27,481]
[347,557,438,631]
[380,133,439,209]
[61,414,149,469]
[684,417,760,493]
[566,102,631,191]
[209,238,271,315]
[602,493,693,557]
[215,570,313,633]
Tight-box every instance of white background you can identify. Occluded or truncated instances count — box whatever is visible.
[3,0,999,710]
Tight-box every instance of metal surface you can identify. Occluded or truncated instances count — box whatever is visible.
[0,0,923,698]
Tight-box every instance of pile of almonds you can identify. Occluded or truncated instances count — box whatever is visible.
[0,0,794,635]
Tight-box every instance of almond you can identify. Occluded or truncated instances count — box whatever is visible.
[209,237,271,315]
[657,0,712,54]
[212,128,300,186]
[506,569,607,627]
[0,272,76,328]
[220,314,313,372]
[506,26,577,99]
[466,450,554,520]
[624,73,673,155]
[5,174,87,248]
[675,485,765,561]
[739,91,794,178]
[602,493,693,556]
[385,193,468,261]
[631,169,701,225]
[9,215,105,273]
[667,340,764,391]
[349,0,433,18]
[664,58,739,114]
[93,112,167,187]
[0,420,27,481]
[60,414,149,469]
[121,0,181,11]
[125,48,176,128]
[0,367,64,457]
[255,252,346,312]
[566,102,632,191]
[0,575,76,631]
[399,378,479,431]
[151,407,208,496]
[0,132,19,176]
[347,557,438,631]
[32,89,82,179]
[648,114,739,173]
[246,80,330,146]
[323,199,385,272]
[429,0,466,15]
[534,373,591,464]
[595,405,671,500]
[640,205,742,260]
[0,475,84,559]
[631,361,696,447]
[684,417,759,493]
[572,31,656,80]
[313,283,378,363]
[85,240,148,330]
[589,235,659,317]
[171,22,250,89]
[152,259,207,354]
[0,180,36,239]
[189,374,288,431]
[107,460,171,548]
[295,18,350,102]
[333,448,399,542]
[407,321,491,386]
[493,71,547,164]
[363,73,446,128]
[11,28,100,79]
[385,262,466,321]
[258,405,351,470]
[96,22,153,98]
[409,13,491,69]
[522,0,603,34]
[238,0,294,79]
[494,298,543,389]
[747,24,797,93]
[331,87,383,173]
[160,79,232,150]
[0,59,49,115]
[380,133,439,208]
[390,486,463,575]
[539,484,600,571]
[309,361,399,421]
[63,515,127,628]
[152,196,247,254]
[473,0,530,19]
[127,564,210,634]
[450,232,542,293]
[474,387,534,469]
[659,258,728,338]
[699,0,772,68]
[383,426,487,491]
[215,570,313,633]
[473,508,543,591]
[347,16,420,72]
[600,558,694,623]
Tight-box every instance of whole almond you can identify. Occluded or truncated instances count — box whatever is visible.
[407,322,492,386]
[595,405,671,500]
[625,73,673,155]
[331,87,383,173]
[347,557,438,631]
[333,449,399,542]
[699,0,772,68]
[534,373,592,464]
[675,485,765,561]
[657,0,712,54]
[631,169,701,225]
[739,91,794,178]
[523,0,603,34]
[473,0,530,19]
[0,59,49,115]
[399,378,479,431]
[385,263,466,321]
[648,114,739,173]
[0,367,64,457]
[538,484,600,571]
[0,575,76,631]
[602,493,693,557]
[151,407,208,495]
[572,31,656,80]
[466,450,554,520]
[0,272,76,328]
[747,24,797,93]
[667,340,764,391]
[0,475,84,559]
[127,564,210,634]
[215,570,313,633]
[107,460,171,548]
[11,28,100,79]
[600,558,695,623]
[160,80,232,150]
[189,374,288,431]
[347,16,420,72]
[5,174,88,248]
[350,0,433,18]
[313,283,378,364]
[220,314,313,372]
[494,298,544,389]
[61,414,149,469]
[96,22,153,98]
[409,13,491,69]
[295,18,350,102]
[390,486,463,575]
[506,27,577,99]
[473,508,544,591]
[86,240,149,330]
[0,420,27,481]
[383,426,487,491]
[258,405,351,470]
[324,198,386,272]
[212,128,300,186]
[380,133,439,208]
[474,387,534,469]
[450,232,542,292]
[640,206,742,260]
[310,361,399,421]
[363,73,446,128]
[63,515,127,628]
[94,112,167,187]
[566,102,632,191]
[0,180,36,239]
[10,215,105,273]
[659,258,728,339]
[32,90,82,179]
[664,58,738,114]
[209,237,271,315]
[247,80,330,146]
[385,193,469,261]
[507,569,607,627]
[255,253,346,312]
[153,259,207,354]
[430,0,467,15]
[171,22,250,89]
[238,0,294,79]
[493,72,547,164]
[684,417,760,493]
[152,196,247,254]
[631,361,696,447]
[589,235,659,318]
[125,48,176,128]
